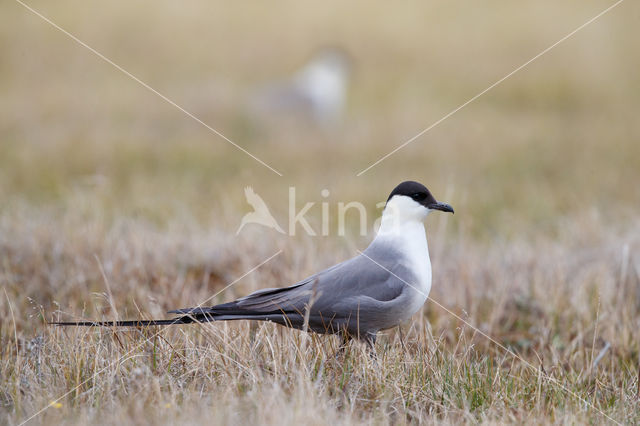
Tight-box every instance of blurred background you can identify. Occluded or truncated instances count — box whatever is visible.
[2,0,638,239]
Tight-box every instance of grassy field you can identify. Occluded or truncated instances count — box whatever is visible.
[1,0,640,424]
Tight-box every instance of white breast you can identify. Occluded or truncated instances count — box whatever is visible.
[399,223,432,298]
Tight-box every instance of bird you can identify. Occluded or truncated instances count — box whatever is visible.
[249,47,351,128]
[236,186,285,234]
[51,181,454,351]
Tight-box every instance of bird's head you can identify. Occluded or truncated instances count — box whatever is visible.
[383,181,454,223]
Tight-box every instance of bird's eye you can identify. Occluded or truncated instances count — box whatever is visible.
[411,192,427,201]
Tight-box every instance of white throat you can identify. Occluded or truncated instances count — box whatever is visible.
[378,195,430,233]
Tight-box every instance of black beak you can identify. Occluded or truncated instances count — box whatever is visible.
[428,201,454,214]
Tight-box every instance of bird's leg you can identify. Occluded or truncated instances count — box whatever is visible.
[398,325,407,353]
[364,332,378,360]
[333,331,352,359]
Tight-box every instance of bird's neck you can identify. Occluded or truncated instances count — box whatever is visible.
[375,203,428,249]
[376,215,427,245]
[372,206,432,292]
[376,197,429,235]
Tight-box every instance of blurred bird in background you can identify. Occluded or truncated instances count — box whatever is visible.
[249,47,351,130]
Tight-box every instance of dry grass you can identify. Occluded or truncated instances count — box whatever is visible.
[2,0,640,424]
[2,210,639,424]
